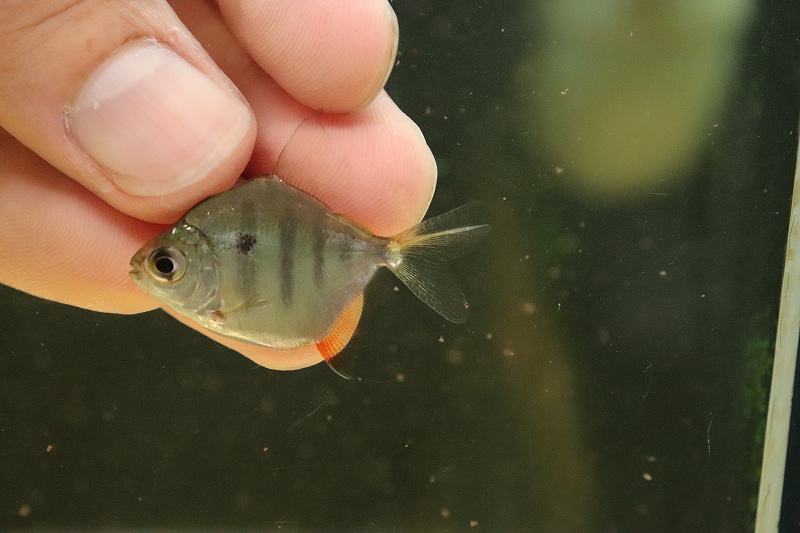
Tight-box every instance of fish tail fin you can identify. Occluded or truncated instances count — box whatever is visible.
[387,202,490,324]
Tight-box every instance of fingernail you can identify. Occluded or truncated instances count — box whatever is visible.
[67,40,251,197]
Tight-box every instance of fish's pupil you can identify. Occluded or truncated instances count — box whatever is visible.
[154,256,176,275]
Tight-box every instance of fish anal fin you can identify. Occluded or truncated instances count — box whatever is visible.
[316,292,364,379]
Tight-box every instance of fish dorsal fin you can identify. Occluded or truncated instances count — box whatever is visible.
[316,292,364,379]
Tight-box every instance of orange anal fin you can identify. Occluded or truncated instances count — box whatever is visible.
[316,292,364,379]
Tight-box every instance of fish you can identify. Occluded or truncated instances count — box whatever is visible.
[129,175,489,377]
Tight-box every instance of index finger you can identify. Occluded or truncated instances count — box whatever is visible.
[217,0,399,112]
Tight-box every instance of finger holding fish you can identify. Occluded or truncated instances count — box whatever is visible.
[0,1,434,320]
[1,0,441,376]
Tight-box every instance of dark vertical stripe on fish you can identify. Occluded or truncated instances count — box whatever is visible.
[312,214,326,286]
[279,211,298,306]
[339,234,354,262]
[236,201,258,303]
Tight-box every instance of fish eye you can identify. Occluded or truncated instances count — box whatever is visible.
[146,246,187,283]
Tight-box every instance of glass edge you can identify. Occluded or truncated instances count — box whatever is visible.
[755,116,800,533]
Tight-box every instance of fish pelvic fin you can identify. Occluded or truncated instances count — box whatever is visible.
[388,202,490,324]
[316,292,364,379]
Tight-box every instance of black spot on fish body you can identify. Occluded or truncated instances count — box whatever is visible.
[235,203,258,303]
[235,233,257,254]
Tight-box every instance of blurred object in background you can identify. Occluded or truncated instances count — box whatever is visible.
[517,0,754,198]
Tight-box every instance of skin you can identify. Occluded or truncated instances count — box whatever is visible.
[0,0,437,370]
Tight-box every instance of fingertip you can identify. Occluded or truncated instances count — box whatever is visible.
[218,0,399,112]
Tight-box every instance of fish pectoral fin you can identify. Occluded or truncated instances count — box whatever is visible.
[209,296,271,325]
[316,292,364,379]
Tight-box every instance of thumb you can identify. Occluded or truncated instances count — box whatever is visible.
[0,0,255,223]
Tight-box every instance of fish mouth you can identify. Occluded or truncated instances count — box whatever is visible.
[129,257,144,281]
[129,247,150,279]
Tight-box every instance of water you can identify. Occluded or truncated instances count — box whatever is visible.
[2,1,799,531]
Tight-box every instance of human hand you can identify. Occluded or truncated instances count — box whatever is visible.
[0,0,437,370]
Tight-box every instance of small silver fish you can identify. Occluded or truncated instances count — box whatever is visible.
[130,176,489,377]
